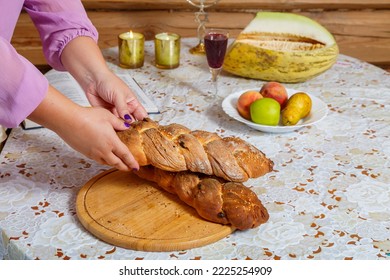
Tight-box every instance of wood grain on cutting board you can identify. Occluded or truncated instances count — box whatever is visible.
[76,169,235,252]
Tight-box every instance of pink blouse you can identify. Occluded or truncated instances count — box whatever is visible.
[0,0,98,128]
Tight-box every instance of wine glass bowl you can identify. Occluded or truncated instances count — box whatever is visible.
[204,29,229,83]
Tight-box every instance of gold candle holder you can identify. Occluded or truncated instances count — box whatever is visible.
[118,31,145,69]
[154,33,181,69]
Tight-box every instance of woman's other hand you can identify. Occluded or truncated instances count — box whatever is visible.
[84,71,148,122]
[60,36,148,122]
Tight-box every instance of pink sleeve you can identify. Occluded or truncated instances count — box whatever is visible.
[24,0,99,70]
[0,37,48,128]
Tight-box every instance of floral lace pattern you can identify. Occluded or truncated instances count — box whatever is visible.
[1,39,389,260]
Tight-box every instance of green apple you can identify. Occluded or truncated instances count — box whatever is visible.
[250,98,281,126]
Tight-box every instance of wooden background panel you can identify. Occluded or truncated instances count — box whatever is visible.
[11,0,390,72]
[80,0,390,10]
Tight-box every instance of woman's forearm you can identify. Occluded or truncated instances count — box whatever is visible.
[60,36,109,92]
[27,85,83,132]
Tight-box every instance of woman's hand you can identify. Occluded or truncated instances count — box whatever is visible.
[28,86,139,171]
[60,106,139,171]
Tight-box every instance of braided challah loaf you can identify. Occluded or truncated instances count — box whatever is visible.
[117,118,274,182]
[135,165,269,230]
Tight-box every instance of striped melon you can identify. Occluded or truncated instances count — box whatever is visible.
[223,12,339,83]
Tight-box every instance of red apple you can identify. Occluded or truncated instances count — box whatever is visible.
[260,82,288,109]
[237,90,263,120]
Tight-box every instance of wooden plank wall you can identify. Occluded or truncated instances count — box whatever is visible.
[11,0,390,72]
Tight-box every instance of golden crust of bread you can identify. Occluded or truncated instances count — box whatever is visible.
[117,118,274,182]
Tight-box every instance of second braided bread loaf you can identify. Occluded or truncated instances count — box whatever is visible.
[135,165,269,230]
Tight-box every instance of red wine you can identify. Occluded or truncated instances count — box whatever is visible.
[204,33,228,69]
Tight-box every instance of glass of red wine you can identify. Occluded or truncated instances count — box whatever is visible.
[204,29,229,98]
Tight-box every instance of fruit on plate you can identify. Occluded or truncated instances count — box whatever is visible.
[260,81,288,109]
[237,90,263,120]
[250,98,281,126]
[223,12,339,83]
[281,92,312,126]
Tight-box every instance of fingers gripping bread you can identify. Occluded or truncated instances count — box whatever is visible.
[135,166,269,230]
[117,118,274,182]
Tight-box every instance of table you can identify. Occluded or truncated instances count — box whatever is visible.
[1,38,389,260]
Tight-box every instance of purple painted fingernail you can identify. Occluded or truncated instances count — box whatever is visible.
[132,168,139,172]
[124,122,130,128]
[124,114,132,121]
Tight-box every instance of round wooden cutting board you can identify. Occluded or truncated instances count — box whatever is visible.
[76,169,235,252]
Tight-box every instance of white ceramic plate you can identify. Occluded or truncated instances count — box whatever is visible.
[222,88,328,133]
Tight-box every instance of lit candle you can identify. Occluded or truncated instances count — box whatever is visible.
[118,31,145,69]
[154,32,181,69]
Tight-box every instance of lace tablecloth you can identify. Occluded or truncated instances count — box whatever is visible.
[1,38,390,260]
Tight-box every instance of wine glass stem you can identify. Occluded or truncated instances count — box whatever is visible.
[210,67,221,82]
[213,80,218,97]
[210,67,221,97]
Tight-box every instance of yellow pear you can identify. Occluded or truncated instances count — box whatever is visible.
[281,92,312,126]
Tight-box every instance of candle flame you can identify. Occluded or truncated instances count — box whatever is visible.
[129,30,133,38]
